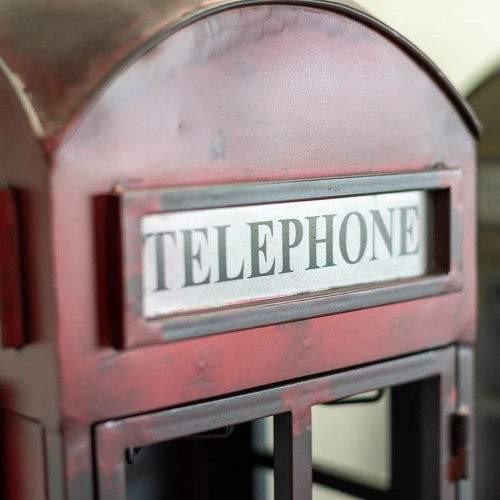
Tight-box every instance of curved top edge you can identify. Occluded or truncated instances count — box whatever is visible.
[0,0,480,145]
[341,1,481,140]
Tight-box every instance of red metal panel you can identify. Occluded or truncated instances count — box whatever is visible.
[0,188,24,348]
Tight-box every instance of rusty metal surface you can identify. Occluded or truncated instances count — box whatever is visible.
[0,0,480,144]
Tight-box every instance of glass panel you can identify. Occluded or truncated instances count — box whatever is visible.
[311,390,391,498]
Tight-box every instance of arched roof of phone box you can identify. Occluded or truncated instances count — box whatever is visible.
[0,0,480,148]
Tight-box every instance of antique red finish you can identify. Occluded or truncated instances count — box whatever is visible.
[0,1,478,498]
[0,188,24,348]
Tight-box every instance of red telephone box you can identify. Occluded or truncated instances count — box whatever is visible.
[0,0,478,498]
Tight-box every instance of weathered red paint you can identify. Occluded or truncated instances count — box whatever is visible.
[0,1,477,498]
[0,188,24,348]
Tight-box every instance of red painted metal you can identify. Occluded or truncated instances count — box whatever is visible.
[0,1,477,498]
[0,0,479,145]
[51,3,478,425]
[0,188,24,348]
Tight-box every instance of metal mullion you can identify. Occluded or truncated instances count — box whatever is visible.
[274,409,312,500]
[440,347,457,500]
[457,347,474,499]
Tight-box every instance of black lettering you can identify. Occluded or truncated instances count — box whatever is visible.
[279,219,303,274]
[370,209,394,260]
[247,221,275,278]
[142,231,176,291]
[182,228,211,287]
[339,212,367,264]
[215,225,244,282]
[306,215,336,270]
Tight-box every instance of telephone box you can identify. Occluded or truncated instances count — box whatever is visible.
[0,0,478,498]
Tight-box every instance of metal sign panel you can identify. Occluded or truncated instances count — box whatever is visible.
[97,169,461,347]
[142,192,428,319]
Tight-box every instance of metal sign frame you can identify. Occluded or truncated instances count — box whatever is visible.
[97,168,462,348]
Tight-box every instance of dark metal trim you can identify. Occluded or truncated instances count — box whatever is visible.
[98,168,462,348]
[274,411,312,498]
[158,276,455,343]
[126,169,458,210]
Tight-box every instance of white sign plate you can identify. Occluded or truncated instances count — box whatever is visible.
[141,191,428,319]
